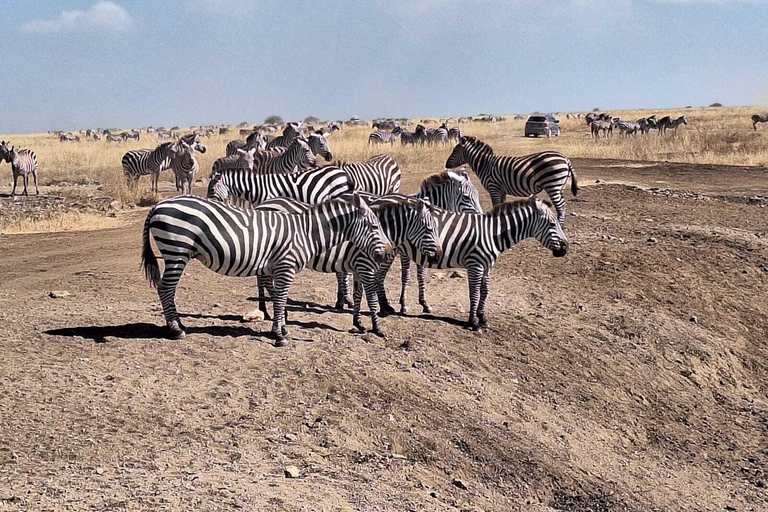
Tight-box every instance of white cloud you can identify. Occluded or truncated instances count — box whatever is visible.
[21,2,132,34]
[186,0,258,15]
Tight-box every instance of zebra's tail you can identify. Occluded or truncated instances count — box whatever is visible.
[568,159,579,197]
[141,208,161,288]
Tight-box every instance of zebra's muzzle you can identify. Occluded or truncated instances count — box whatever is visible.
[552,241,568,258]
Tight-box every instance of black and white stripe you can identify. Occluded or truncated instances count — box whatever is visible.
[445,136,578,226]
[0,141,39,197]
[265,122,300,150]
[447,126,462,144]
[170,140,200,195]
[657,115,687,136]
[368,131,399,145]
[207,163,353,207]
[387,197,569,329]
[337,154,401,195]
[141,193,389,345]
[399,125,427,146]
[426,123,449,146]
[254,194,438,335]
[122,134,205,192]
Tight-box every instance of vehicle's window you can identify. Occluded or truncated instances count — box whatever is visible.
[528,116,546,122]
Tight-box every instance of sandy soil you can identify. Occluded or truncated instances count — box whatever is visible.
[0,158,766,511]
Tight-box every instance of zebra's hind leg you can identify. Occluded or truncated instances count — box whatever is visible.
[10,174,18,197]
[417,265,432,314]
[334,273,353,310]
[352,271,384,337]
[466,266,484,331]
[158,258,189,339]
[351,276,366,333]
[23,174,29,197]
[32,171,39,195]
[271,267,296,347]
[257,275,272,320]
[397,253,411,314]
[477,267,491,328]
[375,257,396,316]
[547,188,567,227]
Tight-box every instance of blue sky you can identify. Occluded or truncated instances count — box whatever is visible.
[1,0,766,133]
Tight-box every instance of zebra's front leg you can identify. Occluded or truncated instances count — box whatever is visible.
[351,275,366,333]
[477,267,491,328]
[271,267,296,347]
[10,174,18,197]
[375,256,396,316]
[256,275,272,321]
[353,271,384,337]
[466,266,484,330]
[32,171,39,195]
[158,259,188,339]
[334,272,353,310]
[417,265,432,314]
[23,174,29,197]
[397,253,411,314]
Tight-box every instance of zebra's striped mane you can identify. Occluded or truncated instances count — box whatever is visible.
[462,136,494,155]
[486,198,553,217]
[421,170,461,187]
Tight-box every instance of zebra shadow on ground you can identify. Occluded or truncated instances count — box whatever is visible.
[44,317,343,344]
[246,297,351,317]
[180,311,344,333]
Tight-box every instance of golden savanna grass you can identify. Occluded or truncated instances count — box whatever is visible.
[0,104,766,209]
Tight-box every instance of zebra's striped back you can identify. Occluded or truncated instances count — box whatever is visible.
[207,164,353,207]
[265,123,299,150]
[445,136,577,225]
[447,126,462,143]
[122,142,175,180]
[414,169,482,213]
[338,154,401,195]
[368,131,398,145]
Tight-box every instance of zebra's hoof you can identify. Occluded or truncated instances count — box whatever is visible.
[478,316,489,328]
[281,325,289,336]
[421,304,432,314]
[345,297,354,307]
[274,338,289,348]
[371,329,385,339]
[379,303,396,316]
[334,301,346,311]
[169,328,185,340]
[399,305,408,315]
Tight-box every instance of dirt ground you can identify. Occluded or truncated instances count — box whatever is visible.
[0,158,766,512]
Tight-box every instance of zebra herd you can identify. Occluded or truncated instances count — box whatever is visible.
[587,113,688,138]
[369,123,461,147]
[139,127,575,346]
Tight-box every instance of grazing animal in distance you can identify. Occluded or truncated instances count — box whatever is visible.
[751,113,768,130]
[657,115,687,136]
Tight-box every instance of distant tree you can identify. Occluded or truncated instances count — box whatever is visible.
[264,115,283,124]
[709,102,723,108]
[304,116,321,124]
[685,106,693,109]
[592,107,600,112]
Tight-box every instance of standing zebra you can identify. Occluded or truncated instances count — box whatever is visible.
[122,134,205,193]
[657,115,687,136]
[447,126,462,144]
[381,197,568,329]
[337,154,401,195]
[445,136,578,226]
[211,149,257,177]
[368,130,399,145]
[225,132,268,157]
[752,113,768,130]
[427,123,449,146]
[141,193,390,345]
[399,125,427,146]
[169,140,200,194]
[377,169,483,315]
[0,141,39,197]
[243,137,317,175]
[616,121,639,137]
[255,194,439,336]
[207,164,353,207]
[265,122,300,150]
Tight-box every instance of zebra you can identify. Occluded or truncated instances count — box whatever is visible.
[376,169,483,316]
[336,154,401,195]
[122,134,206,192]
[254,194,439,335]
[447,126,462,144]
[169,140,200,194]
[141,193,390,345]
[121,130,140,141]
[457,117,470,123]
[637,116,657,135]
[445,136,578,226]
[368,130,398,145]
[400,125,427,146]
[207,163,353,207]
[0,141,39,197]
[225,132,268,157]
[657,115,687,136]
[240,137,318,176]
[59,133,80,142]
[590,119,613,138]
[427,124,449,146]
[752,113,768,130]
[265,122,300,150]
[380,197,568,330]
[616,121,639,137]
[106,133,127,143]
[372,120,398,130]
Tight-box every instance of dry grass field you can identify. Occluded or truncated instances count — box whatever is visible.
[0,106,767,511]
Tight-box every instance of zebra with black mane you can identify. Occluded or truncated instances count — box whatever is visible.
[447,126,462,144]
[445,136,578,226]
[122,133,206,193]
[657,115,687,136]
[207,163,353,207]
[0,140,39,197]
[752,113,768,130]
[141,193,389,345]
[400,125,427,146]
[254,193,439,336]
[266,122,300,150]
[378,197,568,330]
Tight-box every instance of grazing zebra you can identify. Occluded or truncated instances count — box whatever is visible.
[337,154,401,195]
[616,121,639,137]
[121,130,140,141]
[59,133,80,142]
[141,193,389,345]
[445,136,578,226]
[657,115,687,136]
[0,141,39,197]
[447,126,462,144]
[368,130,398,145]
[170,140,200,194]
[752,113,768,130]
[207,163,353,207]
[265,122,300,150]
[255,194,438,335]
[381,197,568,329]
[122,134,205,192]
[457,117,470,123]
[106,133,127,143]
[427,124,449,146]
